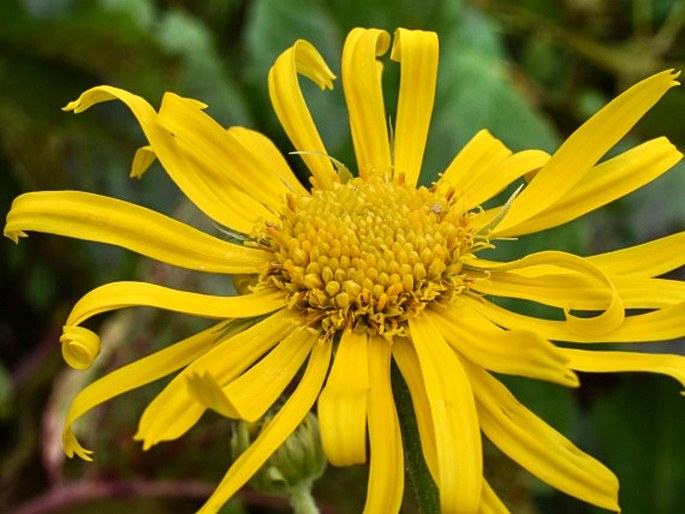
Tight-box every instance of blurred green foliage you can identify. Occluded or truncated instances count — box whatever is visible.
[1,0,684,513]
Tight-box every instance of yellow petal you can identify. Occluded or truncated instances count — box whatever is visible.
[342,28,392,179]
[61,320,231,460]
[588,230,685,278]
[60,282,284,368]
[363,336,404,514]
[464,295,685,344]
[409,315,482,514]
[196,339,332,514]
[439,130,511,195]
[318,329,369,466]
[464,360,620,511]
[157,93,300,205]
[496,137,682,236]
[222,327,317,421]
[561,348,685,393]
[390,28,438,186]
[430,308,578,387]
[480,479,510,514]
[467,250,624,336]
[227,127,308,196]
[611,276,685,308]
[63,86,266,233]
[135,311,294,448]
[268,39,338,190]
[3,191,269,273]
[462,149,550,211]
[494,70,680,235]
[392,337,439,482]
[130,145,157,178]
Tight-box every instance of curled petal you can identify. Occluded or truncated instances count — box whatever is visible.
[130,145,157,178]
[467,250,624,336]
[342,28,392,179]
[464,296,685,344]
[65,282,285,329]
[391,28,438,186]
[268,39,338,189]
[63,86,269,233]
[60,325,101,370]
[63,321,229,459]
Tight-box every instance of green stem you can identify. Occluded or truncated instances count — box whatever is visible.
[391,362,440,513]
[288,482,320,514]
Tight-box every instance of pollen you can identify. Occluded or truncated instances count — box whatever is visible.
[256,177,484,338]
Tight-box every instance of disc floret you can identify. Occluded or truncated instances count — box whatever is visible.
[256,177,484,338]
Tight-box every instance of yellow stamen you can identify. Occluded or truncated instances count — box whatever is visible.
[256,177,486,338]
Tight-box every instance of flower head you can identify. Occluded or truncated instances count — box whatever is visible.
[5,27,685,513]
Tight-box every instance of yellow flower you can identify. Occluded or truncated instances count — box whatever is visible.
[5,27,685,513]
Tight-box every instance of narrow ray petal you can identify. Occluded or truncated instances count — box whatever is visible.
[157,93,300,204]
[464,295,685,343]
[390,28,438,186]
[4,191,269,273]
[364,337,404,514]
[196,339,332,514]
[227,127,308,196]
[63,86,268,233]
[268,39,338,189]
[409,316,482,513]
[135,311,294,448]
[495,70,679,235]
[222,327,316,421]
[481,479,510,514]
[464,361,620,511]
[498,137,682,236]
[466,250,624,335]
[462,149,550,211]
[430,308,578,386]
[588,230,685,278]
[474,260,685,308]
[318,330,369,466]
[439,130,511,194]
[561,348,685,392]
[392,337,439,481]
[342,28,392,179]
[62,320,230,460]
[61,284,283,370]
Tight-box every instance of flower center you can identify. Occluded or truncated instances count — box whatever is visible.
[256,177,484,338]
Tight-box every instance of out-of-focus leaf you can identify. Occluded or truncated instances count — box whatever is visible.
[0,363,11,420]
[424,7,559,185]
[588,376,685,514]
[156,9,252,125]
